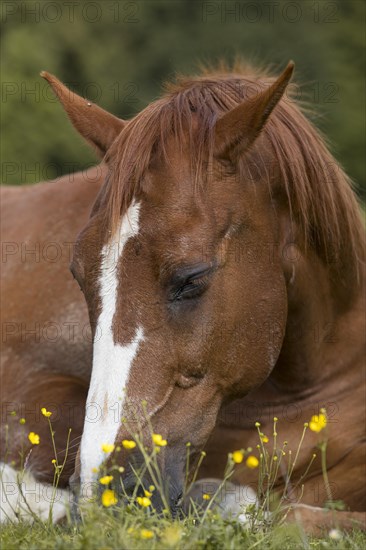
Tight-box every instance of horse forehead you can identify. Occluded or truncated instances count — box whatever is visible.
[142,162,216,222]
[140,188,215,242]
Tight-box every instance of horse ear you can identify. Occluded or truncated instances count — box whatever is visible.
[214,62,294,161]
[40,71,125,157]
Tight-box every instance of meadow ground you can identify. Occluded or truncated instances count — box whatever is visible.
[1,508,366,550]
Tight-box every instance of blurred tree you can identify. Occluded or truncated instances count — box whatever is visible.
[1,0,364,199]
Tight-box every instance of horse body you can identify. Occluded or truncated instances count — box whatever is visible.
[1,168,103,485]
[1,62,365,530]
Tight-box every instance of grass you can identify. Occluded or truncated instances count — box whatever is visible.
[1,408,365,549]
[1,508,366,549]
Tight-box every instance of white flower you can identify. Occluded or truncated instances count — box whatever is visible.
[329,529,342,541]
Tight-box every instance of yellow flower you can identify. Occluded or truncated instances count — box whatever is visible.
[309,413,327,432]
[41,407,52,418]
[202,493,211,500]
[99,475,113,485]
[91,467,99,473]
[149,485,155,492]
[19,418,26,425]
[144,489,152,497]
[152,433,167,447]
[140,529,154,539]
[232,450,244,464]
[246,455,259,469]
[51,459,57,465]
[28,432,40,445]
[118,466,125,473]
[136,496,151,507]
[101,443,115,453]
[261,435,269,443]
[122,439,136,450]
[101,489,118,507]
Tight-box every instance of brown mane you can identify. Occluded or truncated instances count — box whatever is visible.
[103,62,364,284]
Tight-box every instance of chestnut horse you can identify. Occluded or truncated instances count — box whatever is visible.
[1,61,365,531]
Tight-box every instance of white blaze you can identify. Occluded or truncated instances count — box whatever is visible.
[79,202,143,497]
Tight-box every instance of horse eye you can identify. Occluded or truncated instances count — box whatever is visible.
[172,275,210,301]
[169,264,215,302]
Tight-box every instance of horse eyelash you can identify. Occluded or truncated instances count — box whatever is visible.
[172,273,210,301]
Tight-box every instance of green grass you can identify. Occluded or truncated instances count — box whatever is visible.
[1,508,366,550]
[2,410,365,549]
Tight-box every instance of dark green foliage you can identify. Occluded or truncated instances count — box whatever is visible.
[1,0,364,199]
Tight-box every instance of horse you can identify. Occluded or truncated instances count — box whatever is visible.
[1,61,365,532]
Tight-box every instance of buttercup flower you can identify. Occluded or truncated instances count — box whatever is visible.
[19,418,26,425]
[144,489,152,497]
[232,450,244,464]
[246,455,259,469]
[309,413,327,433]
[261,435,269,443]
[101,489,117,507]
[41,407,52,418]
[202,493,211,500]
[99,475,113,485]
[140,529,154,539]
[101,443,115,453]
[122,439,136,450]
[152,433,167,447]
[136,496,151,507]
[28,432,40,445]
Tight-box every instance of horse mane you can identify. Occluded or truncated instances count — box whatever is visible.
[103,61,364,287]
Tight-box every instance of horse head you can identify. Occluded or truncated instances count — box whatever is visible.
[41,61,363,513]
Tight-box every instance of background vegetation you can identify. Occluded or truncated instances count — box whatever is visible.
[1,0,365,199]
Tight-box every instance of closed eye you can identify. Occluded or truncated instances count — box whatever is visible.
[168,263,216,302]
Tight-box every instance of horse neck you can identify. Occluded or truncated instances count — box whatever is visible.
[270,248,365,393]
